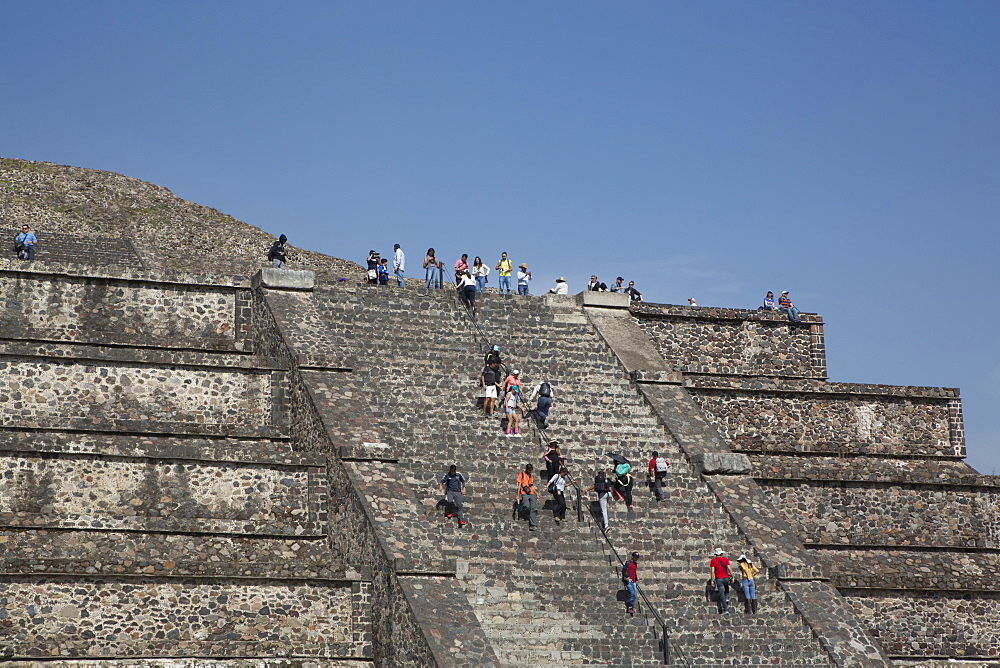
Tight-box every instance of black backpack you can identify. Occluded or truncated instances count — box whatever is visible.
[538,382,551,398]
[594,473,610,493]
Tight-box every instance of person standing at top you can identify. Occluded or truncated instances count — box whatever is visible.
[736,554,761,614]
[471,256,490,295]
[454,254,469,284]
[646,451,670,502]
[495,252,513,295]
[622,551,640,616]
[438,465,467,527]
[377,258,390,285]
[366,250,380,284]
[548,277,568,295]
[778,290,800,322]
[393,243,405,287]
[516,263,532,296]
[267,234,287,268]
[710,548,736,614]
[516,463,539,531]
[423,248,442,289]
[625,281,643,302]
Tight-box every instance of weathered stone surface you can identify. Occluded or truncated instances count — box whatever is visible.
[253,268,316,291]
[692,451,752,474]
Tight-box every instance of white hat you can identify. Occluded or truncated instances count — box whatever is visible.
[713,548,724,556]
[512,369,520,375]
[781,290,789,294]
[737,554,748,562]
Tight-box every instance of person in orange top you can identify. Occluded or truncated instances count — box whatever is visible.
[516,463,539,531]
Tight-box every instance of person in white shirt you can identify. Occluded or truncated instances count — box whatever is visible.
[516,263,532,296]
[393,244,405,287]
[549,277,569,295]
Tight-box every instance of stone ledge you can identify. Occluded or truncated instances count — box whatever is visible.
[0,260,252,288]
[633,301,824,324]
[253,268,316,291]
[0,420,287,440]
[0,512,327,538]
[686,374,960,399]
[631,369,684,385]
[0,340,285,371]
[578,291,631,308]
[692,452,752,475]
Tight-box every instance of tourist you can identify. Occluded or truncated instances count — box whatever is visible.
[687,297,698,306]
[471,256,490,294]
[454,254,469,284]
[548,277,568,295]
[622,551,640,616]
[759,291,776,311]
[366,250,380,284]
[587,275,607,291]
[778,290,800,322]
[587,468,612,531]
[392,243,405,287]
[377,258,390,285]
[495,252,513,295]
[548,466,571,526]
[438,465,467,527]
[502,368,521,394]
[542,442,563,481]
[625,281,643,302]
[458,270,477,309]
[610,276,626,293]
[614,464,635,511]
[646,451,670,502]
[516,463,539,531]
[504,383,522,436]
[481,361,499,416]
[532,380,552,430]
[267,233,286,268]
[736,554,761,614]
[484,344,502,368]
[709,548,736,614]
[423,248,442,288]
[516,263,532,296]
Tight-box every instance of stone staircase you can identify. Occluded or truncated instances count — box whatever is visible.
[271,283,837,665]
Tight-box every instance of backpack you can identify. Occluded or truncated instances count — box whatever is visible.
[655,457,668,473]
[538,382,551,398]
[621,560,635,585]
[594,474,610,493]
[614,462,631,477]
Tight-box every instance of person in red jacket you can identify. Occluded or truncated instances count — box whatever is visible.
[709,548,736,614]
[623,551,640,615]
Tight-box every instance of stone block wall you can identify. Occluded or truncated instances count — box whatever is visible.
[633,303,825,378]
[761,479,999,547]
[842,590,1000,658]
[687,376,961,457]
[0,358,275,428]
[1,577,366,659]
[0,267,251,351]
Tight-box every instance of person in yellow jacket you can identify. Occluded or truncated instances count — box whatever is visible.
[495,252,513,295]
[736,554,761,614]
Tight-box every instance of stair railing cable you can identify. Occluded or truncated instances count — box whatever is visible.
[451,285,679,664]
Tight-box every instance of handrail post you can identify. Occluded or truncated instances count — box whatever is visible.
[576,486,583,522]
[662,622,669,664]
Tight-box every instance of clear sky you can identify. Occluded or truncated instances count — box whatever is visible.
[3,2,998,471]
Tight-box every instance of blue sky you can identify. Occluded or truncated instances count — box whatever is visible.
[3,1,998,471]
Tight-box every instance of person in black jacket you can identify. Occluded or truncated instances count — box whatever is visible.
[268,234,288,268]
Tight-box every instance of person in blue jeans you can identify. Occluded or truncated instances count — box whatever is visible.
[778,291,800,322]
[710,548,735,614]
[516,263,532,295]
[623,551,640,616]
[495,252,512,295]
[736,554,761,614]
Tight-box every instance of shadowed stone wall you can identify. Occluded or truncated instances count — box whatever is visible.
[634,303,826,378]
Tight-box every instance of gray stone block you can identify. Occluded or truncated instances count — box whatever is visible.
[252,268,316,290]
[578,291,631,308]
[692,452,752,475]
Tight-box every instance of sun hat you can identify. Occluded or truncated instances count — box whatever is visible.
[512,369,520,375]
[556,277,565,282]
[519,263,528,269]
[714,548,724,556]
[737,554,748,562]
